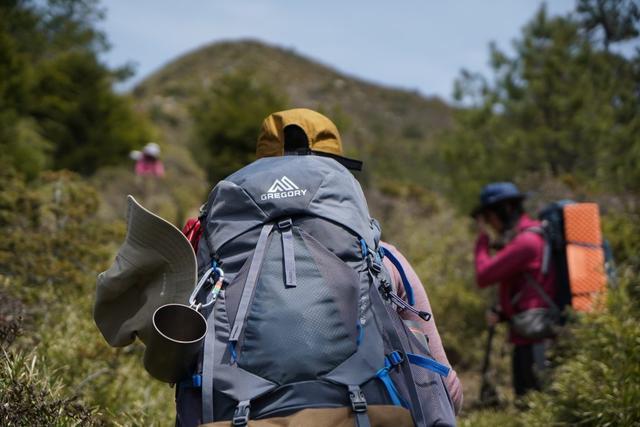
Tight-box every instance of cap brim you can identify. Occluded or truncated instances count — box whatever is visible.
[469,193,528,218]
[310,150,363,171]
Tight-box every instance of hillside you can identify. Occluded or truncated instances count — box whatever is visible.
[135,39,452,140]
[131,40,453,188]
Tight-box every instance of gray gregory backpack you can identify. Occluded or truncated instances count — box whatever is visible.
[175,155,456,427]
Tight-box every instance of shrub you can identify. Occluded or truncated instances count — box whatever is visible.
[0,169,174,425]
[521,277,640,426]
[0,349,105,426]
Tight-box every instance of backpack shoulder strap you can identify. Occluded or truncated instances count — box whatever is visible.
[521,225,552,275]
[380,245,415,306]
[524,273,560,313]
[523,225,544,235]
[511,226,558,311]
[510,273,559,313]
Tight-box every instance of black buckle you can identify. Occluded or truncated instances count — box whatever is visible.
[349,387,368,413]
[232,402,250,426]
[378,278,393,297]
[277,218,293,230]
[369,259,382,274]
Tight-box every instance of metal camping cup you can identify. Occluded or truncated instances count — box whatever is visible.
[144,303,207,383]
[143,267,223,383]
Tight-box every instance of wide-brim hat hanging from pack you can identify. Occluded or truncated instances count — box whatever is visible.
[93,195,197,349]
[471,181,528,217]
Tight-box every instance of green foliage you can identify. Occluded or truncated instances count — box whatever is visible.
[190,72,288,183]
[30,51,151,174]
[0,119,53,181]
[520,277,640,426]
[0,287,24,347]
[577,0,640,49]
[0,0,151,178]
[442,2,640,212]
[0,170,174,425]
[602,207,640,272]
[0,350,106,426]
[90,144,209,227]
[459,407,520,427]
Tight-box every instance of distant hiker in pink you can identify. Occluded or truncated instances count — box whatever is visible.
[132,142,165,177]
[472,182,557,398]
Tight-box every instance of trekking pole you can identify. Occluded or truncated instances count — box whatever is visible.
[478,323,499,406]
[481,324,494,379]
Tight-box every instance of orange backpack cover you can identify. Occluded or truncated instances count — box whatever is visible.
[563,203,608,312]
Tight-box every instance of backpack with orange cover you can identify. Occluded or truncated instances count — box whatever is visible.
[538,201,615,313]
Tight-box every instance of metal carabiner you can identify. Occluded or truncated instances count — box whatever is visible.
[188,267,224,310]
[200,268,224,308]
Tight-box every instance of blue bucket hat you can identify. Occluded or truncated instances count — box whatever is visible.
[471,182,527,217]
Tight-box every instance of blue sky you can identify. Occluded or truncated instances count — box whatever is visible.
[100,1,577,102]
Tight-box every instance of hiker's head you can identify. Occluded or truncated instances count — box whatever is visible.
[256,108,363,170]
[257,108,343,157]
[283,124,310,154]
[143,142,161,158]
[473,182,526,232]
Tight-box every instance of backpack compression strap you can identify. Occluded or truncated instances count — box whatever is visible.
[229,223,274,343]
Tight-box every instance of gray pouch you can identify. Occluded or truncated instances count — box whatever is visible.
[510,308,560,340]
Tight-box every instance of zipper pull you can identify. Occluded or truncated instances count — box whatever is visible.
[379,278,431,321]
[388,292,431,321]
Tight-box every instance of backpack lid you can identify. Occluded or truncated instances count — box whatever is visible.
[204,155,376,253]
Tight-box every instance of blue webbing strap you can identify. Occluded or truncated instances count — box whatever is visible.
[376,367,405,407]
[376,352,410,408]
[228,342,238,364]
[360,239,368,259]
[380,246,415,306]
[356,323,364,346]
[406,352,450,377]
[178,374,202,389]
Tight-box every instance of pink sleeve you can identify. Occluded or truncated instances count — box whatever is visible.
[381,243,464,415]
[134,159,144,176]
[474,232,538,287]
[155,161,165,177]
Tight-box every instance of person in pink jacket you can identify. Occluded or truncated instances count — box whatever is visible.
[472,182,557,397]
[133,142,165,177]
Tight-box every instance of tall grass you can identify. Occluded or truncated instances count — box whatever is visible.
[0,169,174,425]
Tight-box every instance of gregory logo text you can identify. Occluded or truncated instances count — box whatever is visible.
[261,176,307,201]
